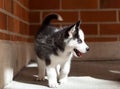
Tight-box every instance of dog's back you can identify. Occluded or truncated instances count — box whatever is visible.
[35,13,63,65]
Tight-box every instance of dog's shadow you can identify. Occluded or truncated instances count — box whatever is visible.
[14,60,120,87]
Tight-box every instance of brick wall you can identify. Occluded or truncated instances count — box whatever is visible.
[29,0,120,42]
[0,0,33,42]
[0,0,35,89]
[1,0,120,88]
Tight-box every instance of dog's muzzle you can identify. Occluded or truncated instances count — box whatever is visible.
[74,47,89,57]
[74,49,82,57]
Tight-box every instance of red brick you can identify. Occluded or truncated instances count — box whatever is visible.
[59,23,97,35]
[20,22,29,35]
[118,11,120,22]
[30,12,40,23]
[0,12,7,30]
[24,24,29,35]
[27,38,34,43]
[62,0,98,9]
[13,1,29,21]
[11,35,23,41]
[4,0,13,13]
[19,37,26,42]
[13,19,20,33]
[16,36,21,41]
[0,0,4,8]
[13,2,21,18]
[30,0,59,10]
[8,16,14,32]
[19,0,29,8]
[81,24,98,35]
[29,25,40,36]
[80,11,116,22]
[21,8,29,21]
[0,32,10,40]
[19,22,23,34]
[0,32,5,40]
[86,37,117,42]
[43,12,78,23]
[100,0,120,8]
[4,33,10,40]
[10,35,16,41]
[100,24,120,35]
[12,35,28,42]
[15,36,19,41]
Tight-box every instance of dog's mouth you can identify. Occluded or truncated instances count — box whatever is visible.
[74,49,82,57]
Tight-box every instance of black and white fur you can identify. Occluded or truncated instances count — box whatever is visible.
[35,13,89,88]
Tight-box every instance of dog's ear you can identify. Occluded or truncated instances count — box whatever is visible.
[75,20,81,28]
[65,21,81,38]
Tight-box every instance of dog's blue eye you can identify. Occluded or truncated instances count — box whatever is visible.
[77,39,82,43]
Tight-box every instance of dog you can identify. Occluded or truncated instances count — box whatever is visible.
[34,13,89,88]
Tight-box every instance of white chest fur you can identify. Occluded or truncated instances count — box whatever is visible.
[49,50,73,67]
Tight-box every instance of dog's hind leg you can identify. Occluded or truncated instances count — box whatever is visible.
[56,64,61,79]
[36,57,46,81]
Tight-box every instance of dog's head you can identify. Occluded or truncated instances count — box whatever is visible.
[65,21,89,57]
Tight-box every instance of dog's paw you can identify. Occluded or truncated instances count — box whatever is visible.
[36,77,45,81]
[48,82,59,88]
[59,77,67,84]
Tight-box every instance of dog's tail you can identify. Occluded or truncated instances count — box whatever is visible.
[42,13,63,26]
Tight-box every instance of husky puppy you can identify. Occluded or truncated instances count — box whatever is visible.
[35,13,89,88]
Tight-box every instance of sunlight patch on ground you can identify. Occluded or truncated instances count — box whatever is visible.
[4,76,120,89]
[26,63,37,68]
[109,70,120,74]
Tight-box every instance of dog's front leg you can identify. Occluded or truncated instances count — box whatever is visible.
[59,58,71,84]
[59,53,73,84]
[46,66,58,88]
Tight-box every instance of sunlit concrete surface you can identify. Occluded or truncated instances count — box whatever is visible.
[4,60,120,89]
[4,77,120,89]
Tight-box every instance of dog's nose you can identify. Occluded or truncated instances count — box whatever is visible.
[86,48,90,51]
